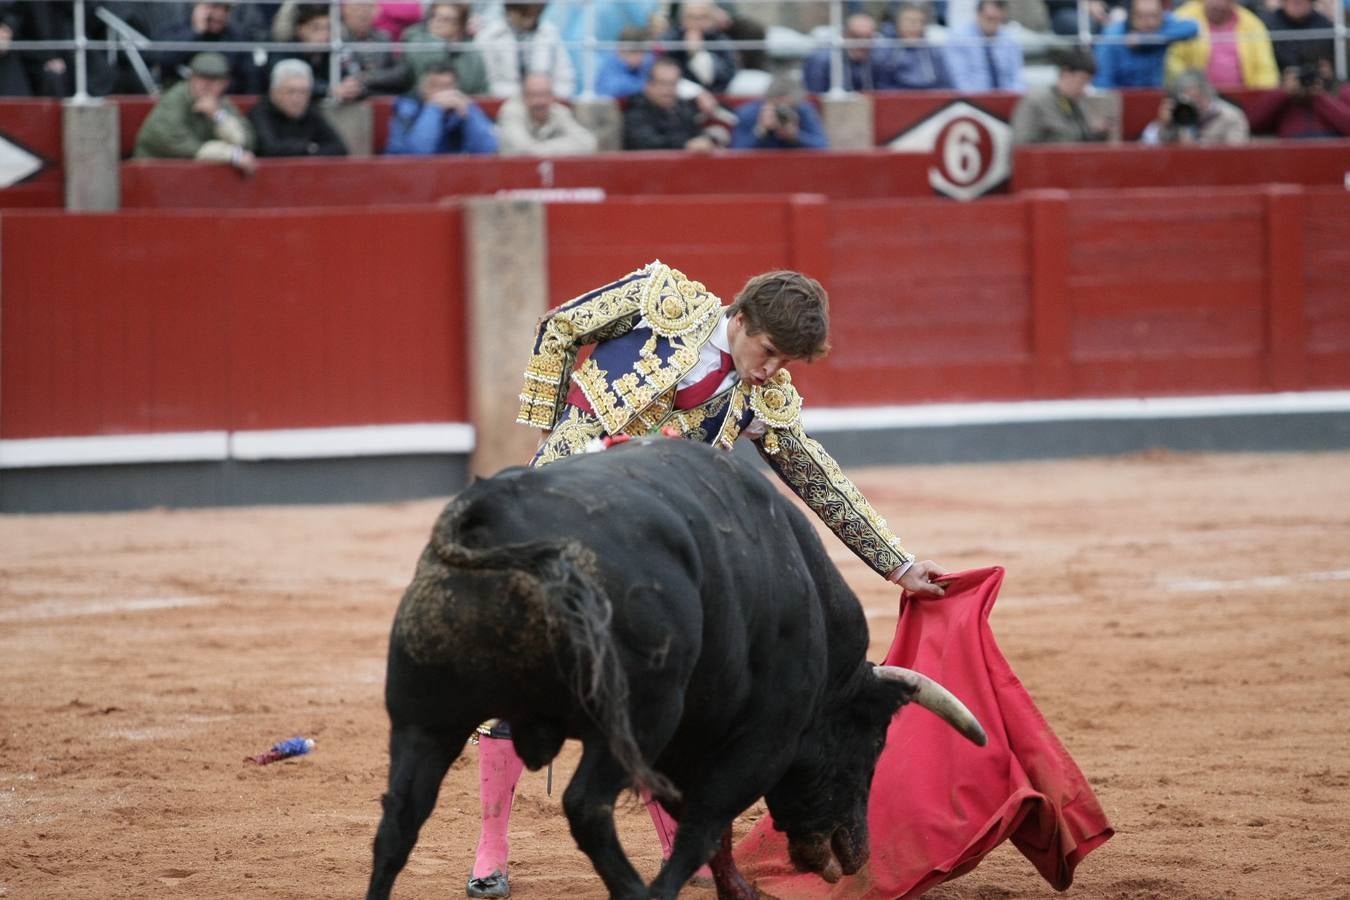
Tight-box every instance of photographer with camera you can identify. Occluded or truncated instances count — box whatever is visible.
[1141,68,1249,144]
[730,76,828,150]
[1247,59,1350,138]
[1262,0,1333,74]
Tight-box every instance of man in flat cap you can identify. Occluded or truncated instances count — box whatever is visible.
[134,51,258,174]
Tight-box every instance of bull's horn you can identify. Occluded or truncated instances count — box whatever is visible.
[874,666,988,747]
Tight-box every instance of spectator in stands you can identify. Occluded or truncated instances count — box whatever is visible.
[375,0,423,38]
[386,60,499,154]
[6,0,117,96]
[595,24,655,97]
[1046,0,1116,36]
[248,58,348,156]
[403,3,489,94]
[887,2,953,90]
[659,0,737,94]
[542,0,659,89]
[155,1,260,96]
[497,72,599,155]
[0,2,31,95]
[1247,58,1350,137]
[1094,0,1198,88]
[273,4,335,98]
[1012,48,1110,143]
[1166,0,1278,88]
[1140,68,1249,143]
[333,0,411,100]
[134,51,257,173]
[730,76,829,150]
[1262,0,1334,73]
[477,1,577,97]
[622,56,734,150]
[944,0,1026,93]
[802,12,892,92]
[721,8,770,90]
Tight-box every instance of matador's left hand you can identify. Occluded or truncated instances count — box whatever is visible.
[888,559,948,597]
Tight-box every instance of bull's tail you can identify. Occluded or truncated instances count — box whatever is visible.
[432,533,678,803]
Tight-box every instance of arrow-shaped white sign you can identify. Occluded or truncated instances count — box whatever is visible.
[0,133,45,189]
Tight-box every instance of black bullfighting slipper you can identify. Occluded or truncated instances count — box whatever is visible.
[466,870,510,899]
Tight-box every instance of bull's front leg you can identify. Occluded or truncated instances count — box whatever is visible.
[708,827,761,900]
[562,741,648,900]
[648,752,776,900]
[647,818,756,900]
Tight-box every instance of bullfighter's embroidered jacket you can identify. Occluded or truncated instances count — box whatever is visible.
[516,261,915,578]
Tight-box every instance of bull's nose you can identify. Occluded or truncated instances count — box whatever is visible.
[832,825,868,876]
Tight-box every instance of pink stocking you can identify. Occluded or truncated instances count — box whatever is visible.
[472,736,525,879]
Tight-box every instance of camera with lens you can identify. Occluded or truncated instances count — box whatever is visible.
[1297,63,1322,90]
[1171,97,1200,127]
[774,104,795,126]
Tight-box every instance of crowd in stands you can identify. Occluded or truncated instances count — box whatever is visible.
[1,0,1347,166]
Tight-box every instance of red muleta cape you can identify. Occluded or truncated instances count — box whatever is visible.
[734,566,1113,899]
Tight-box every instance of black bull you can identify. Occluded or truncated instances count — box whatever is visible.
[368,438,985,899]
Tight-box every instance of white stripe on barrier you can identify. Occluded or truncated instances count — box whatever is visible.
[0,431,229,469]
[0,423,474,469]
[229,423,475,460]
[6,390,1350,468]
[801,391,1350,432]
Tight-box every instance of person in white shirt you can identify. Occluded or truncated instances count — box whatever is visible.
[497,72,599,155]
[475,1,576,97]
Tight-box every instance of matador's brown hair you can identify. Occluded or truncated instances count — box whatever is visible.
[728,270,831,361]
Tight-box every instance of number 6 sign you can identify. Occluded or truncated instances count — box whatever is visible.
[888,100,1012,201]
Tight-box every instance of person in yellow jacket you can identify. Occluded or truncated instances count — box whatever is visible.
[1165,0,1278,88]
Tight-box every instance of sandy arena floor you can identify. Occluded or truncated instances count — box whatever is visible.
[2,450,1349,899]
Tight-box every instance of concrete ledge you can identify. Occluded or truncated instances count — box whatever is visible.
[0,455,467,513]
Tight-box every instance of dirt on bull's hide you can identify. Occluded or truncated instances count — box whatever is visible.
[2,450,1350,899]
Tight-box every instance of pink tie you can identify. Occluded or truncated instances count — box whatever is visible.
[674,351,734,409]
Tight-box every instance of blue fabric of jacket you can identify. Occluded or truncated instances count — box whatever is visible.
[942,23,1025,92]
[594,52,653,98]
[385,94,499,155]
[730,100,829,149]
[1093,15,1199,88]
[802,47,894,92]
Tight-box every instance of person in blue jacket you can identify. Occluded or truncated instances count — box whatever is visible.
[730,77,829,150]
[1093,0,1199,88]
[385,60,498,155]
[594,24,655,98]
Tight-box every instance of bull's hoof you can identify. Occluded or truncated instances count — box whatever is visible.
[466,870,510,898]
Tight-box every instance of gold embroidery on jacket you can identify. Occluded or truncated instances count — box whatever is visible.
[642,265,722,337]
[516,262,722,433]
[531,407,607,467]
[516,273,649,429]
[712,384,751,449]
[756,424,913,577]
[749,370,803,435]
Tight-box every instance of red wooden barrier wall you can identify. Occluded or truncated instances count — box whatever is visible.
[5,91,1345,210]
[1011,142,1350,191]
[868,88,1270,145]
[4,187,1347,442]
[0,206,467,439]
[1304,190,1350,389]
[108,141,1350,210]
